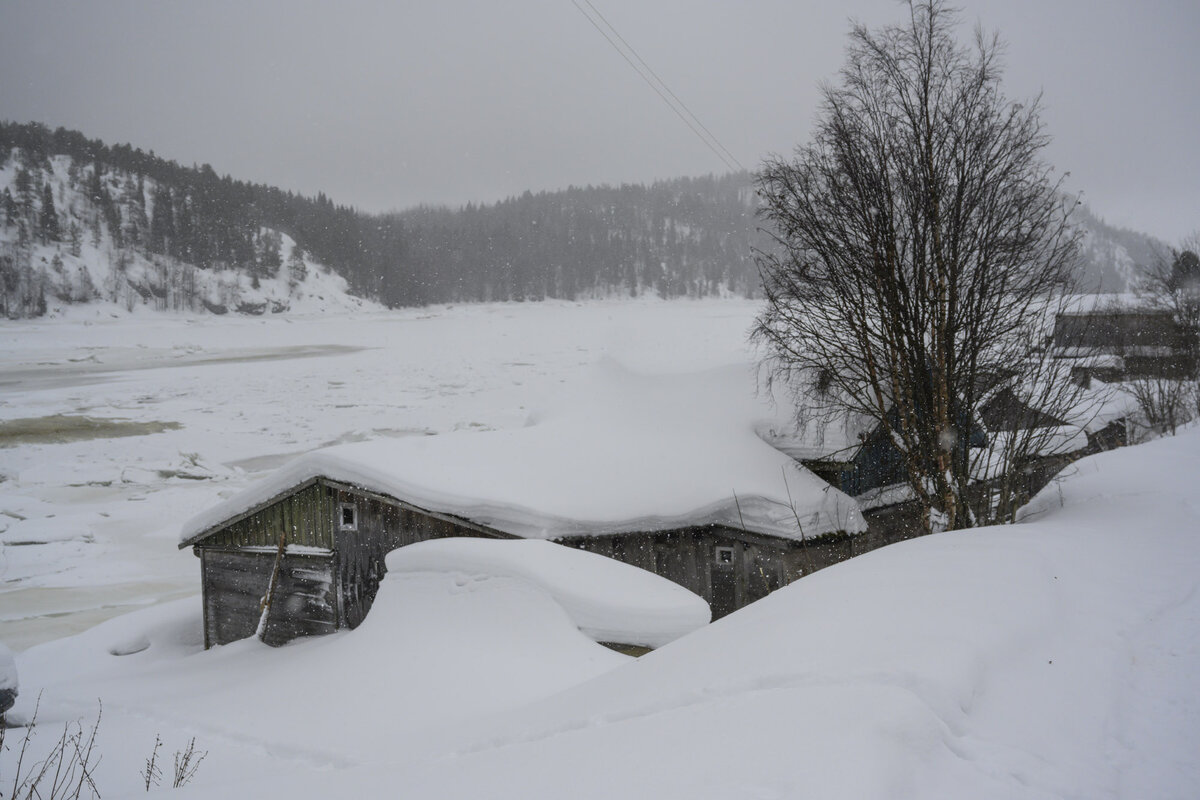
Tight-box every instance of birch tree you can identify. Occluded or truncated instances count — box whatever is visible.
[754,1,1080,531]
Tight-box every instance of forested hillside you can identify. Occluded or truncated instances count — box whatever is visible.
[389,174,761,304]
[0,121,1163,318]
[0,122,392,317]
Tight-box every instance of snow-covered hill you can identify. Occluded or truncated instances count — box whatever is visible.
[0,150,378,318]
[1073,203,1171,292]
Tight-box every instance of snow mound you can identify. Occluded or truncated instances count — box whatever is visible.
[181,362,866,544]
[387,539,710,648]
[10,576,628,769]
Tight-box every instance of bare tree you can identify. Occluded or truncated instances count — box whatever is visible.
[1128,233,1200,434]
[754,0,1081,531]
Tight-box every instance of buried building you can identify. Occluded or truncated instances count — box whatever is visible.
[179,364,867,647]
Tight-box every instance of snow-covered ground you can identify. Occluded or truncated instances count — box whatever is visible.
[3,299,1198,798]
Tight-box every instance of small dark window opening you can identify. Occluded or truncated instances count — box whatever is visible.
[715,546,735,565]
[340,503,357,531]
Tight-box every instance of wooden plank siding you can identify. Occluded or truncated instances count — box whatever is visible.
[201,548,337,647]
[556,526,802,620]
[193,478,514,647]
[191,476,875,641]
[195,482,333,551]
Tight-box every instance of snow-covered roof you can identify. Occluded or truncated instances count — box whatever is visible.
[386,538,710,648]
[757,411,875,462]
[969,425,1091,482]
[181,362,866,545]
[1065,379,1141,434]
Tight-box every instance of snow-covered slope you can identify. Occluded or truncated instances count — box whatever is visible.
[280,428,1196,799]
[1073,204,1171,292]
[0,150,378,318]
[7,412,1198,798]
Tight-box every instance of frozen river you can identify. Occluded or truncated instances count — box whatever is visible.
[0,299,762,649]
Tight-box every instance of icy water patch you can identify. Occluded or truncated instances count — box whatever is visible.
[227,427,434,473]
[0,415,182,447]
[0,343,368,393]
[0,583,195,651]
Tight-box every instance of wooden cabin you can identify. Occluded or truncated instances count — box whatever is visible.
[181,364,868,647]
[179,472,856,648]
[179,476,512,647]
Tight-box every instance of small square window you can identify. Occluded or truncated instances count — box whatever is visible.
[715,546,735,565]
[339,503,357,531]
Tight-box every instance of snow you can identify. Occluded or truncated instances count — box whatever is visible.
[386,538,710,648]
[181,361,866,544]
[969,424,1091,481]
[1074,378,1142,434]
[4,572,629,786]
[757,406,877,461]
[2,299,1199,798]
[6,391,1199,799]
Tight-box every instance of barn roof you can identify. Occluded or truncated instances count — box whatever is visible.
[181,362,866,546]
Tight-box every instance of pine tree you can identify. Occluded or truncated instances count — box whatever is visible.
[14,167,34,218]
[69,221,82,257]
[149,183,175,255]
[39,182,60,243]
[287,244,308,291]
[1,188,15,228]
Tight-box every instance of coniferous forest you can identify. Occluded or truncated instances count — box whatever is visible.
[0,120,1160,318]
[0,121,764,314]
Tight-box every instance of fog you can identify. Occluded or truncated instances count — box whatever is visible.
[1,0,1196,241]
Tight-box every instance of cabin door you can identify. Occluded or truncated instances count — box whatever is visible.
[709,544,738,619]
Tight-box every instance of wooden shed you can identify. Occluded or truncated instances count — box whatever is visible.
[180,365,869,646]
[179,476,511,647]
[180,464,866,647]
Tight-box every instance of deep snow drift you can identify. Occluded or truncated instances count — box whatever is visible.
[387,538,710,648]
[5,402,1199,798]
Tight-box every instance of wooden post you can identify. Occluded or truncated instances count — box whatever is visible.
[256,528,288,642]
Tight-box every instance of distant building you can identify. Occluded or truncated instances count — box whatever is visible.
[1052,307,1196,384]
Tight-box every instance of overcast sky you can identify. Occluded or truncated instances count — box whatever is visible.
[1,1,1196,242]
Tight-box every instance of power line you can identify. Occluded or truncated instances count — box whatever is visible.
[571,0,745,174]
[580,0,746,172]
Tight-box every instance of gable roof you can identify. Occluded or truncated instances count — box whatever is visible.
[181,363,866,546]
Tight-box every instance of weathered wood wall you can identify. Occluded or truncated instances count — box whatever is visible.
[195,479,512,647]
[559,526,808,619]
[201,549,337,647]
[198,481,333,551]
[196,475,907,639]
